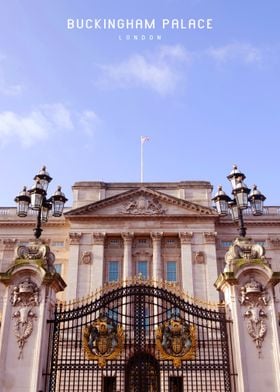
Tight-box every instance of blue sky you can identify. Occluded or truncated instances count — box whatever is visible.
[0,1,279,206]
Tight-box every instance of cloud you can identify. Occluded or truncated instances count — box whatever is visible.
[40,103,74,130]
[0,55,24,96]
[206,42,262,65]
[98,45,190,95]
[79,110,100,136]
[0,104,100,148]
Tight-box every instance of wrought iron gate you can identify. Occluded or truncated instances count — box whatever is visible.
[46,281,234,391]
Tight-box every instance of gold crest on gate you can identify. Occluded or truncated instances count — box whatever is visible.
[83,313,124,367]
[156,317,196,367]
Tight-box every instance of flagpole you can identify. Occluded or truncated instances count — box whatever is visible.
[141,138,144,183]
[140,136,150,183]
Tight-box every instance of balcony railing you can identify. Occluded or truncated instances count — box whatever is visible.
[0,206,279,217]
[0,207,71,217]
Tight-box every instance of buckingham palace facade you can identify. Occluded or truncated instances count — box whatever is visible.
[0,179,280,392]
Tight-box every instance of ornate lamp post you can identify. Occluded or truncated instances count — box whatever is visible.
[212,165,266,237]
[15,166,68,239]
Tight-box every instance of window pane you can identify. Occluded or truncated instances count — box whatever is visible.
[167,307,180,318]
[108,308,118,322]
[137,261,148,279]
[166,261,177,281]
[54,264,62,274]
[108,261,119,281]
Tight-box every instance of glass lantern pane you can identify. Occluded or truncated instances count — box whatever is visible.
[230,205,239,221]
[41,206,50,222]
[17,201,29,217]
[218,200,229,215]
[236,192,248,209]
[52,200,63,217]
[251,199,263,216]
[229,178,238,190]
[31,193,43,210]
[39,179,49,192]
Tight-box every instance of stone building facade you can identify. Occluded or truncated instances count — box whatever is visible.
[0,180,279,306]
[0,180,279,391]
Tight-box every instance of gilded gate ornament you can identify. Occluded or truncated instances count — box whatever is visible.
[156,317,196,367]
[83,314,124,367]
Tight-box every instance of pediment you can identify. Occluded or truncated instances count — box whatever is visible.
[65,187,216,218]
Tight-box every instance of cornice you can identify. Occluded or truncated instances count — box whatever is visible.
[64,214,217,222]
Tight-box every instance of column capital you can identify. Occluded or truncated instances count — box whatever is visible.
[121,232,134,243]
[179,232,193,244]
[203,232,217,244]
[69,232,82,245]
[92,232,106,245]
[150,232,163,241]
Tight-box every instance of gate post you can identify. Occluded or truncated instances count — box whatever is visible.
[0,241,66,392]
[215,237,280,392]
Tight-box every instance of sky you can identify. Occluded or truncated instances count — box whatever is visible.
[0,0,279,206]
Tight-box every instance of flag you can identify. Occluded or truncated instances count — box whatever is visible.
[141,136,150,144]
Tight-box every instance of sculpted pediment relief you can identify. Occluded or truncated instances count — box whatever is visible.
[119,195,166,215]
[65,187,216,217]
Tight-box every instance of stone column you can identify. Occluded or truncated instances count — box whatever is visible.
[179,232,193,295]
[122,233,133,280]
[0,242,66,392]
[1,239,17,271]
[203,232,219,302]
[66,232,82,301]
[215,237,280,392]
[151,232,163,281]
[91,232,105,292]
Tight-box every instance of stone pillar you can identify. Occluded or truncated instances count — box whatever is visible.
[91,232,105,291]
[151,232,163,280]
[179,232,193,295]
[66,232,82,301]
[0,242,66,392]
[122,233,133,280]
[215,237,280,392]
[1,239,17,271]
[203,232,219,302]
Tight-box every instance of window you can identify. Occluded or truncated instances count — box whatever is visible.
[107,308,118,322]
[52,241,64,247]
[110,239,119,244]
[54,264,62,274]
[221,241,232,248]
[108,261,119,282]
[167,307,180,319]
[166,261,177,282]
[137,260,148,279]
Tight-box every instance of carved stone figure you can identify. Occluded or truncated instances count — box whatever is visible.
[239,277,270,354]
[244,305,267,350]
[224,237,266,272]
[15,242,56,273]
[81,251,92,264]
[119,195,166,215]
[10,278,40,359]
